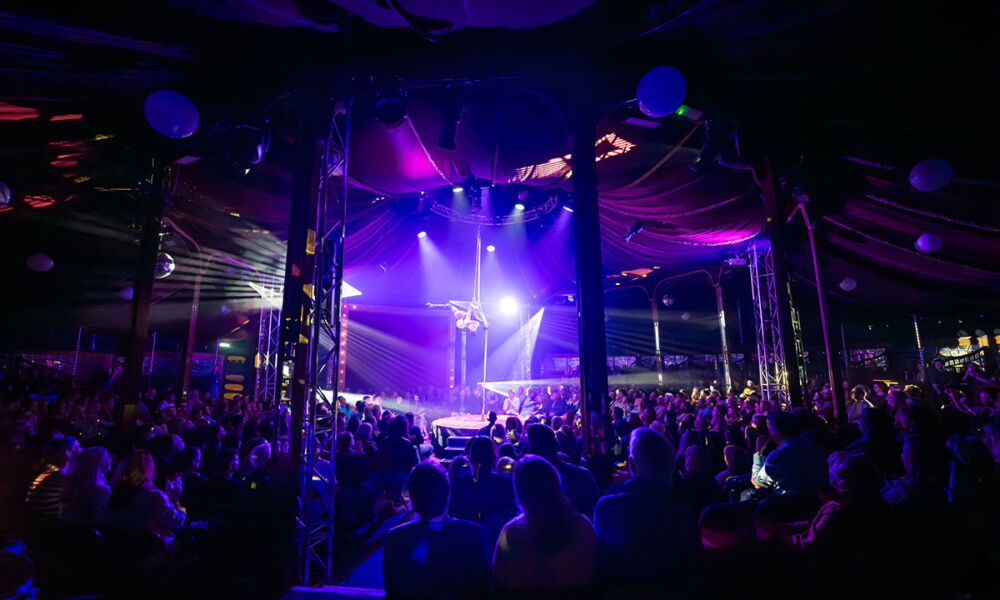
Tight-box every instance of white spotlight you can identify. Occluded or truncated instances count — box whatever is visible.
[452,186,464,193]
[417,231,427,238]
[486,244,496,252]
[514,203,525,211]
[499,295,518,315]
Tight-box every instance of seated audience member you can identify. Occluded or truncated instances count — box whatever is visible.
[477,412,498,437]
[174,447,207,512]
[752,412,828,495]
[26,438,75,522]
[375,416,419,474]
[593,428,699,598]
[335,432,371,489]
[452,437,517,551]
[679,444,725,515]
[716,444,752,488]
[492,455,596,595]
[526,424,600,518]
[59,446,112,526]
[382,462,488,600]
[109,450,185,545]
[782,452,893,594]
[203,448,239,514]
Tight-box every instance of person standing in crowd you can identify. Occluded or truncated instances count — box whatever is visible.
[526,424,600,518]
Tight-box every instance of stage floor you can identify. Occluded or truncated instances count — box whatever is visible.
[431,413,521,434]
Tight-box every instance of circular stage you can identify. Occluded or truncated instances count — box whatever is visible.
[431,413,522,448]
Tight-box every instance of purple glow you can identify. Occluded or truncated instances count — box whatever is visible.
[417,231,427,238]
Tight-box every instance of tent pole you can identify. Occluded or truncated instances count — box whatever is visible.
[570,101,609,458]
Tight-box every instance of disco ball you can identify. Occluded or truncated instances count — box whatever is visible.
[661,294,674,307]
[154,251,175,279]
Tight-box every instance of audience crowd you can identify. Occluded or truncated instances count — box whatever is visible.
[3,356,1000,599]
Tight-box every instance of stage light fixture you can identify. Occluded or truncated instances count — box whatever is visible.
[452,186,464,193]
[562,205,574,213]
[499,295,518,315]
[661,294,674,307]
[514,203,525,211]
[438,92,465,150]
[417,231,427,239]
[486,245,496,252]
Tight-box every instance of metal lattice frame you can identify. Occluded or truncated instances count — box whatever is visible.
[296,102,350,585]
[257,274,283,405]
[748,243,789,405]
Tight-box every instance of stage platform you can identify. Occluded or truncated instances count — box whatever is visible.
[282,585,383,599]
[431,413,521,455]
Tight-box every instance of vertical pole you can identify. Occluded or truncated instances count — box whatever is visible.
[461,330,468,386]
[121,167,164,434]
[840,323,849,377]
[760,159,803,406]
[148,331,157,392]
[802,206,846,424]
[571,102,609,457]
[277,130,325,460]
[72,327,83,385]
[179,270,202,399]
[482,328,489,388]
[714,282,732,391]
[650,298,664,386]
[914,315,926,383]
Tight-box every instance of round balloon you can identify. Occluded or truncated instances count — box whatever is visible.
[636,66,686,118]
[661,294,675,307]
[120,286,134,300]
[838,276,857,292]
[144,90,200,139]
[681,312,691,321]
[0,180,10,207]
[908,158,953,192]
[914,232,942,253]
[27,253,54,272]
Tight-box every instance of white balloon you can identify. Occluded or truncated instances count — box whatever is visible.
[908,158,953,192]
[27,253,54,272]
[636,66,686,118]
[838,276,857,291]
[914,232,942,253]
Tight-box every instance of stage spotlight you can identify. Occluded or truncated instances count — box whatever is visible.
[375,94,407,128]
[514,203,525,211]
[623,219,645,242]
[499,295,518,315]
[417,231,427,239]
[452,186,464,193]
[486,245,496,252]
[562,205,574,213]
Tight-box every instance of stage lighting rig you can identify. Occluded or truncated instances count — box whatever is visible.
[375,92,407,128]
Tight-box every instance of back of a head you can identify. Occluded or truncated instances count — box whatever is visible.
[629,427,675,480]
[408,461,449,519]
[496,456,515,474]
[828,451,881,498]
[768,411,800,440]
[387,415,408,438]
[42,437,74,468]
[249,442,272,470]
[336,432,354,452]
[487,411,497,424]
[355,422,373,441]
[467,436,496,471]
[512,455,564,516]
[526,423,558,457]
[63,446,109,500]
[214,448,239,476]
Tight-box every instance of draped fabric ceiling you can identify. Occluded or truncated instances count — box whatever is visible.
[0,0,996,336]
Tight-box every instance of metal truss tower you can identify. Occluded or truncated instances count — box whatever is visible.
[748,241,790,405]
[256,274,283,406]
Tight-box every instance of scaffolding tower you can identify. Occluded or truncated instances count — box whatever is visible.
[748,241,790,405]
[256,273,283,406]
